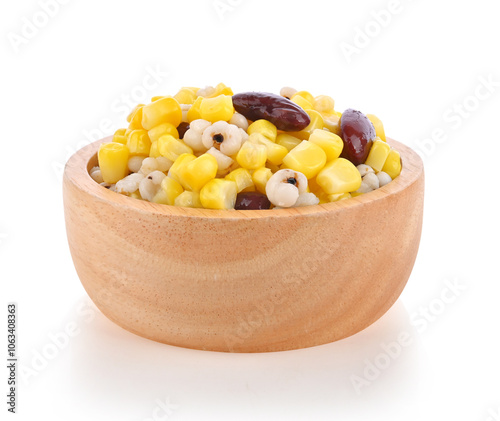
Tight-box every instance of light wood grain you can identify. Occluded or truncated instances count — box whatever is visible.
[63,137,424,352]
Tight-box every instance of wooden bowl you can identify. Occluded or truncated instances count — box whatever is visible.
[63,137,424,353]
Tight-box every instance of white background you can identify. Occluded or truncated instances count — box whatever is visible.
[2,0,499,420]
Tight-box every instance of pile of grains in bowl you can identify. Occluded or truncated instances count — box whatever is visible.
[90,84,402,210]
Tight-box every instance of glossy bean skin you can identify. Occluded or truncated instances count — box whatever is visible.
[232,92,310,132]
[340,109,376,166]
[234,192,272,210]
[177,122,190,139]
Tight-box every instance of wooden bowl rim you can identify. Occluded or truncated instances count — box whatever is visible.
[64,136,423,220]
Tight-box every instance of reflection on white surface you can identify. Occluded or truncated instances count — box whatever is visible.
[57,298,428,420]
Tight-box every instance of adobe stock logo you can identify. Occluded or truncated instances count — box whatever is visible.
[412,74,499,160]
[340,0,409,63]
[7,0,71,54]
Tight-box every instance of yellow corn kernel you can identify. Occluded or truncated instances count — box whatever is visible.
[307,177,322,194]
[316,190,330,204]
[282,140,327,179]
[328,192,351,202]
[308,129,344,161]
[214,83,234,97]
[141,97,182,131]
[316,158,362,195]
[313,95,335,114]
[382,149,402,179]
[128,106,144,130]
[367,114,386,142]
[276,133,302,152]
[225,168,254,193]
[364,139,391,172]
[236,141,267,170]
[291,94,313,110]
[323,114,342,137]
[151,96,165,102]
[124,128,133,137]
[174,88,196,105]
[184,87,200,94]
[168,153,196,184]
[127,104,144,123]
[187,96,203,122]
[200,179,237,210]
[265,161,281,173]
[157,135,193,162]
[293,90,315,104]
[249,133,288,166]
[148,122,179,143]
[98,142,130,184]
[180,154,218,192]
[289,110,324,140]
[130,190,142,200]
[252,167,272,194]
[112,131,128,145]
[153,177,184,205]
[127,130,152,156]
[174,191,203,208]
[247,120,278,141]
[149,141,161,158]
[200,95,234,122]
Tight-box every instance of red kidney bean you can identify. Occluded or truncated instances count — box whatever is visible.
[232,92,310,131]
[340,109,376,166]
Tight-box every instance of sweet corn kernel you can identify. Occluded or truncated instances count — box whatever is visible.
[200,95,234,122]
[127,130,152,156]
[316,158,362,194]
[282,140,327,179]
[364,139,391,172]
[98,142,130,184]
[112,132,128,145]
[153,176,183,205]
[168,153,196,184]
[151,96,165,102]
[327,192,351,202]
[236,141,267,170]
[308,129,344,161]
[128,106,144,130]
[180,153,218,192]
[127,104,144,123]
[174,191,203,208]
[291,94,313,110]
[381,149,402,179]
[276,133,302,152]
[148,122,179,143]
[141,97,182,131]
[174,88,196,105]
[323,114,342,137]
[289,110,324,140]
[265,161,281,173]
[292,91,315,104]
[200,179,237,210]
[225,168,254,193]
[214,83,234,97]
[157,135,193,162]
[313,95,335,113]
[249,133,288,166]
[247,119,278,141]
[114,128,127,136]
[252,167,273,194]
[187,96,203,122]
[149,141,161,158]
[367,114,386,142]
